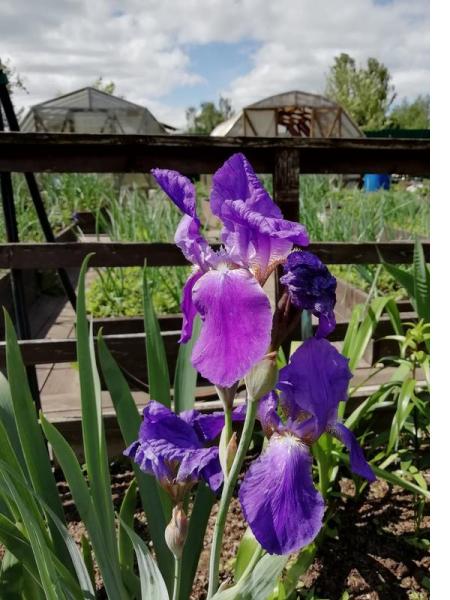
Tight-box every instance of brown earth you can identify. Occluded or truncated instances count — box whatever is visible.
[57,462,429,600]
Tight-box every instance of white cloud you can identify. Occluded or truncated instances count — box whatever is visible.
[1,0,428,129]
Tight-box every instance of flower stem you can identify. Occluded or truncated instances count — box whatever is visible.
[172,556,182,600]
[207,398,258,598]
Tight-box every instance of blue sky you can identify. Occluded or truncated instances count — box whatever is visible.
[163,41,260,109]
[2,0,429,128]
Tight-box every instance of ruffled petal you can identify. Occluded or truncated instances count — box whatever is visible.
[180,406,246,442]
[151,168,196,217]
[191,267,272,387]
[239,432,324,555]
[124,401,225,494]
[211,153,309,280]
[332,423,376,482]
[178,446,222,491]
[179,269,203,343]
[277,338,352,436]
[280,251,337,339]
[139,402,201,450]
[151,168,212,269]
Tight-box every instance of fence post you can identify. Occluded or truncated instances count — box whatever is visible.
[273,149,300,309]
[273,148,300,223]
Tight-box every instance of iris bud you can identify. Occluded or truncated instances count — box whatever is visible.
[219,431,237,477]
[165,504,188,559]
[244,352,278,402]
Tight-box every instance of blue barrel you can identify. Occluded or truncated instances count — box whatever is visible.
[363,173,391,191]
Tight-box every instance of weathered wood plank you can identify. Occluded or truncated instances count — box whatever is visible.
[273,148,300,222]
[0,241,429,269]
[0,312,416,368]
[0,133,430,175]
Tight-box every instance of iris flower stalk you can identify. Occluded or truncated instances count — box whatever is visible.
[151,154,312,596]
[239,338,375,555]
[124,401,245,599]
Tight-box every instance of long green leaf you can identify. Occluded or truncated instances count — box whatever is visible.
[80,536,96,593]
[40,414,128,599]
[0,473,63,600]
[173,315,201,413]
[120,518,170,600]
[0,370,27,475]
[341,303,364,358]
[0,514,42,589]
[0,468,90,600]
[179,482,215,600]
[233,528,259,583]
[211,554,289,600]
[76,256,119,567]
[118,478,140,597]
[387,378,416,453]
[143,267,171,407]
[346,297,392,370]
[382,262,416,309]
[281,543,317,599]
[334,451,429,498]
[97,333,174,585]
[3,310,71,569]
[413,239,430,322]
[0,549,29,600]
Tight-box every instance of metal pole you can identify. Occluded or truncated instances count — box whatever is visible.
[0,106,42,411]
[0,71,77,309]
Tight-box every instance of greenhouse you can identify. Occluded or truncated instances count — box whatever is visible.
[211,90,363,138]
[20,86,169,135]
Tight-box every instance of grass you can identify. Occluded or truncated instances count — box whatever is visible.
[298,175,429,296]
[1,172,429,313]
[0,173,115,242]
[86,187,190,317]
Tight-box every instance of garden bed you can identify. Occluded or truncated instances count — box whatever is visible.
[57,457,430,600]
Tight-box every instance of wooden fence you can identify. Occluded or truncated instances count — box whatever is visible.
[0,133,430,389]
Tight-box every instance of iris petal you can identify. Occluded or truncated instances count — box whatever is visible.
[239,433,324,555]
[281,251,337,339]
[180,407,246,442]
[277,338,352,434]
[211,153,308,279]
[124,401,223,493]
[151,168,212,269]
[151,169,196,217]
[191,267,272,387]
[332,423,376,482]
[258,391,281,436]
[179,269,202,343]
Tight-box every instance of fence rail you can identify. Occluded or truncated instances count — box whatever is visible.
[0,133,430,390]
[0,241,430,269]
[0,133,430,175]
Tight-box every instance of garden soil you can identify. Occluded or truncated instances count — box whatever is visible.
[57,461,429,600]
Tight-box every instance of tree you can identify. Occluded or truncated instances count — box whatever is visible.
[185,97,234,134]
[389,95,429,129]
[92,77,116,95]
[325,53,396,130]
[0,57,28,96]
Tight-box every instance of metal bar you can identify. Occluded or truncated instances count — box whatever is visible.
[0,107,41,411]
[0,79,77,310]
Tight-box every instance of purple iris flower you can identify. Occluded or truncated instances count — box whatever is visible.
[280,250,337,338]
[151,154,309,388]
[239,338,375,555]
[125,401,246,502]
